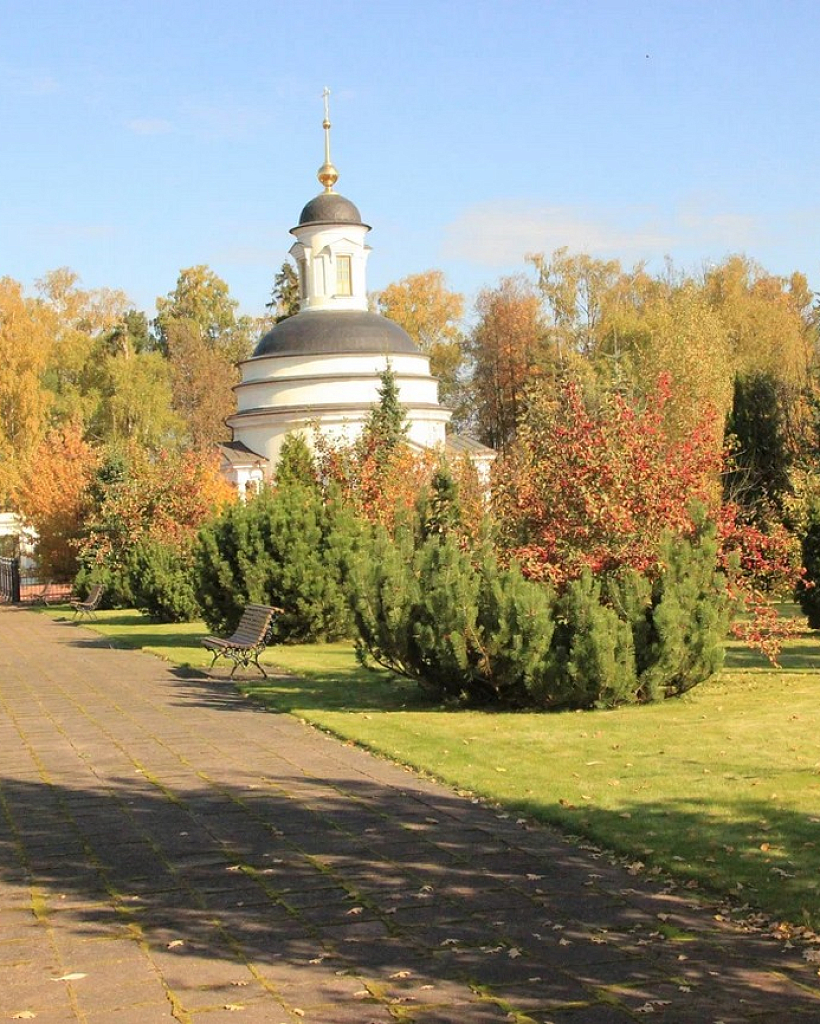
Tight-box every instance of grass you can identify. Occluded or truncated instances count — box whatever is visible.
[43,605,820,930]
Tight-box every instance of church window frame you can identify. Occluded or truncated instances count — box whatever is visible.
[336,254,352,296]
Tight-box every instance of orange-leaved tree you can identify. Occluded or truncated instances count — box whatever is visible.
[16,421,101,580]
[77,445,235,579]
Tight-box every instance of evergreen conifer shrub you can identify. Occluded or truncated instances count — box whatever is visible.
[195,478,356,643]
[347,505,730,710]
[126,538,200,622]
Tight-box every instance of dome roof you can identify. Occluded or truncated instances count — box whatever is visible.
[297,192,364,227]
[253,310,418,358]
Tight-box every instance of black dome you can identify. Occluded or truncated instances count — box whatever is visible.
[297,192,364,227]
[253,310,418,358]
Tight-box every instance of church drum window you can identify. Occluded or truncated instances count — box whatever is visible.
[336,254,352,296]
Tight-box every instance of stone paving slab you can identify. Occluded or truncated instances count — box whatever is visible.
[1,605,819,1023]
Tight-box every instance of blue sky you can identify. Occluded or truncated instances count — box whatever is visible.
[2,0,819,320]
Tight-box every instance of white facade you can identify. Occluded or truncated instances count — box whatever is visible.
[226,158,451,476]
[229,349,449,467]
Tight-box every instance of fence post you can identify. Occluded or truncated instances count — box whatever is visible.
[0,557,21,603]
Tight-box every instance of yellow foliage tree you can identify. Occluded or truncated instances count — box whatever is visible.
[374,270,465,409]
[0,277,54,504]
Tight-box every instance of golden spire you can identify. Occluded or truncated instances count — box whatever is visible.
[317,86,339,193]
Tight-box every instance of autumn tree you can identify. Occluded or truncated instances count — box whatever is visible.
[316,366,437,532]
[614,281,733,443]
[37,268,132,430]
[466,275,544,450]
[375,270,465,411]
[492,376,723,585]
[528,248,632,364]
[76,444,234,600]
[0,277,53,502]
[95,348,181,450]
[155,265,255,362]
[704,256,815,458]
[16,422,100,579]
[154,266,256,451]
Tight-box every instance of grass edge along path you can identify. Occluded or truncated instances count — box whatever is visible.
[40,606,820,934]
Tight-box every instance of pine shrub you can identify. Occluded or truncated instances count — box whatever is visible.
[126,538,200,623]
[194,480,355,642]
[346,522,559,706]
[347,506,730,710]
[637,521,730,698]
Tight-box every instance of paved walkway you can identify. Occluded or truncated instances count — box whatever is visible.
[1,607,819,1023]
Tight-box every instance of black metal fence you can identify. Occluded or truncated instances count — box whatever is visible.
[0,557,21,603]
[0,557,72,605]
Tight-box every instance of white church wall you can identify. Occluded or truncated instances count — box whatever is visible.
[237,350,431,383]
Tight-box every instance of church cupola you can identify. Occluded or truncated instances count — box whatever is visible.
[288,88,372,313]
[227,88,452,474]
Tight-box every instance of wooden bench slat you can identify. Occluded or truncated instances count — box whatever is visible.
[199,604,281,678]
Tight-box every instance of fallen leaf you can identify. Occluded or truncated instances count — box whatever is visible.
[51,973,87,982]
[346,906,363,916]
[167,940,184,949]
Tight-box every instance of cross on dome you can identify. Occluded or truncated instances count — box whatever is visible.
[317,86,339,193]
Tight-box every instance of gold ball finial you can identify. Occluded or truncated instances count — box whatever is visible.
[318,87,338,193]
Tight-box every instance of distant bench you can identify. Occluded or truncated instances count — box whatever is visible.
[71,584,105,621]
[200,604,281,678]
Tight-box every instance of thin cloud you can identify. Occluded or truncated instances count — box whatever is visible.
[181,100,273,142]
[441,199,764,266]
[127,117,174,136]
[32,222,118,243]
[3,68,60,96]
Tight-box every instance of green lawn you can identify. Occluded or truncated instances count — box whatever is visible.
[43,605,820,930]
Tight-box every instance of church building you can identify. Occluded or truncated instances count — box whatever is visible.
[219,93,471,493]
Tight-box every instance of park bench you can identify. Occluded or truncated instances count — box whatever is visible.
[200,604,281,678]
[71,584,105,621]
[32,580,55,606]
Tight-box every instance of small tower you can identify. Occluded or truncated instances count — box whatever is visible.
[225,90,451,474]
[288,88,372,313]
